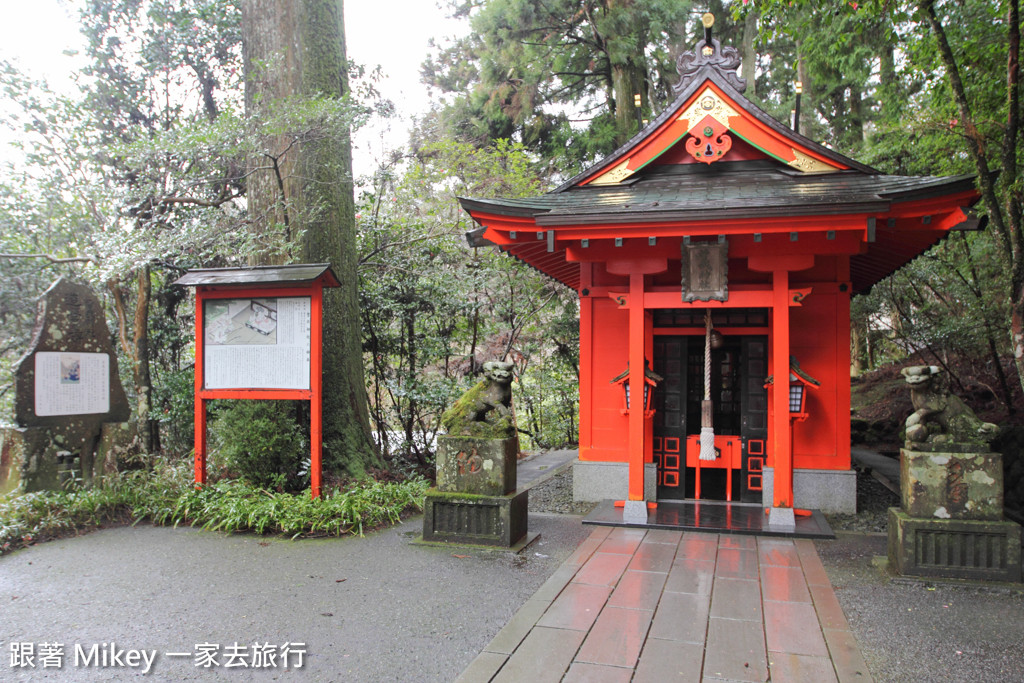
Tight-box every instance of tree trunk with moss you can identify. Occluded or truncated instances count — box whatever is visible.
[242,0,382,477]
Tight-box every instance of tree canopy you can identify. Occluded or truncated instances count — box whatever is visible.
[0,0,1020,486]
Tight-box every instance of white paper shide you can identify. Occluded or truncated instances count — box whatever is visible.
[203,297,311,390]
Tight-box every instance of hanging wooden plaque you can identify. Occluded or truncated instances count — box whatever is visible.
[681,240,729,302]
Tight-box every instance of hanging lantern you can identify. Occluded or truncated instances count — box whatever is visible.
[765,356,820,421]
[611,361,663,416]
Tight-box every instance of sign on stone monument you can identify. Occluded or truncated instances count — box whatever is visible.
[1,279,129,493]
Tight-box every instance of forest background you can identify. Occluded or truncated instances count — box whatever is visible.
[0,0,1021,487]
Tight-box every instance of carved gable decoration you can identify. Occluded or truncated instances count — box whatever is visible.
[682,240,729,303]
[675,37,746,94]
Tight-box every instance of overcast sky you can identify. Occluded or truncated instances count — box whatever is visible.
[0,0,465,175]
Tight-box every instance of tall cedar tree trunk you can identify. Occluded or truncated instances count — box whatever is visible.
[607,0,648,145]
[795,40,812,135]
[241,0,381,477]
[920,0,1024,396]
[109,267,155,452]
[741,8,758,98]
[133,265,153,451]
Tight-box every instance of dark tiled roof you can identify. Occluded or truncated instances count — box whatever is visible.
[460,166,976,225]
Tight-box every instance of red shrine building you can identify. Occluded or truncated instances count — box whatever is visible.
[458,23,981,529]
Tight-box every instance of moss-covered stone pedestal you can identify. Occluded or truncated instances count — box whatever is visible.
[888,509,1020,582]
[422,436,530,548]
[900,448,1003,519]
[422,489,529,547]
[888,447,1021,582]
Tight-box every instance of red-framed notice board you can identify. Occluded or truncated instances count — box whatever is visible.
[173,264,341,499]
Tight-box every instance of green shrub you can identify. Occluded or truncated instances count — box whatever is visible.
[0,458,429,555]
[210,400,308,492]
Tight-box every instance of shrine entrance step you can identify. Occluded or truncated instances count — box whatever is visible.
[582,499,834,539]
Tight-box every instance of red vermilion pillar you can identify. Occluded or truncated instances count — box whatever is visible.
[310,285,324,499]
[578,264,594,459]
[627,270,646,500]
[771,269,793,509]
[194,289,207,487]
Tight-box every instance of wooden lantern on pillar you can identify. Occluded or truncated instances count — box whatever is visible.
[611,361,662,418]
[766,356,819,422]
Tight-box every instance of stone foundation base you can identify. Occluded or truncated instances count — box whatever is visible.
[422,489,528,547]
[762,467,857,514]
[572,461,657,502]
[888,508,1021,582]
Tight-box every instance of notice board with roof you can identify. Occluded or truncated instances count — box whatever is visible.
[174,264,341,499]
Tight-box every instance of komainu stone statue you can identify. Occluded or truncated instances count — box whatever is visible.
[889,365,1020,582]
[902,365,998,451]
[424,360,528,548]
[441,361,516,439]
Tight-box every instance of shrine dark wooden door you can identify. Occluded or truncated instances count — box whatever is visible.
[653,333,768,502]
[653,336,688,500]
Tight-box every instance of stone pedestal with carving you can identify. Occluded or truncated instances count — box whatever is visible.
[435,436,518,496]
[422,489,529,547]
[889,447,1021,582]
[422,435,529,548]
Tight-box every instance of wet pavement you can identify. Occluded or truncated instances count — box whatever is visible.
[3,449,1023,682]
[458,527,871,682]
[0,515,591,681]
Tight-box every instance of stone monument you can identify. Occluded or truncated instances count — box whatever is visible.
[0,279,130,494]
[421,361,531,548]
[888,365,1021,581]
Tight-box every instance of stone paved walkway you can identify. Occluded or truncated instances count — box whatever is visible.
[457,527,873,683]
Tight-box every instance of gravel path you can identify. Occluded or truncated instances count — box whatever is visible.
[526,466,597,516]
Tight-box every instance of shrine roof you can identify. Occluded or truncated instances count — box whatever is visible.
[457,15,983,295]
[459,165,977,226]
[173,263,341,288]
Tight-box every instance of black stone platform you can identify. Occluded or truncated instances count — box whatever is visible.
[582,499,835,539]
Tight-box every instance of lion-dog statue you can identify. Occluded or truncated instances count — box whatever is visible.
[902,365,998,450]
[441,360,516,439]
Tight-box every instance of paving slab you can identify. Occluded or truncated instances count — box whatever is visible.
[457,527,876,683]
[703,616,769,682]
[710,576,763,621]
[628,541,678,572]
[634,638,704,681]
[760,564,812,603]
[492,627,585,683]
[536,584,611,631]
[574,605,653,668]
[607,569,668,611]
[649,591,711,643]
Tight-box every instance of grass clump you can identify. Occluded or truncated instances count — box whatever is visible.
[1,458,429,556]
